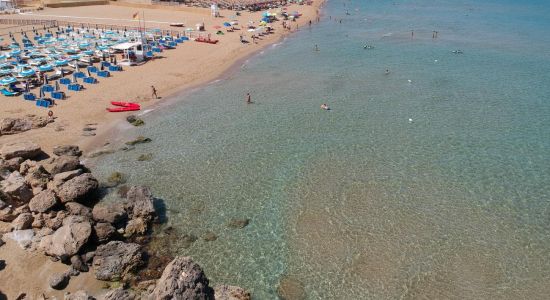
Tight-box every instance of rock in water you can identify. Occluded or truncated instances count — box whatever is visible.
[92,241,143,281]
[214,285,252,300]
[106,171,126,187]
[29,189,58,213]
[277,275,306,300]
[49,272,69,290]
[39,216,92,259]
[56,173,98,204]
[53,145,82,157]
[93,222,116,243]
[125,136,152,146]
[64,202,92,217]
[44,155,81,175]
[92,202,127,224]
[103,287,136,300]
[125,186,156,222]
[227,218,250,229]
[150,256,214,300]
[0,141,42,160]
[136,153,153,161]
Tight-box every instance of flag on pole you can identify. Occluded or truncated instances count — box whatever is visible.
[133,12,139,19]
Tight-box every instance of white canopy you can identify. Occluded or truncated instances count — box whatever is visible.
[110,42,141,51]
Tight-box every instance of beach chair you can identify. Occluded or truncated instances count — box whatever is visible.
[145,51,154,59]
[83,77,97,84]
[59,78,71,85]
[42,85,54,92]
[1,88,19,96]
[23,93,36,101]
[35,99,52,108]
[74,72,86,78]
[97,71,110,78]
[68,84,82,91]
[152,47,162,53]
[87,66,98,73]
[51,91,65,100]
[101,61,111,68]
[108,65,121,72]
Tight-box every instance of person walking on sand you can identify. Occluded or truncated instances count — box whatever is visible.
[246,92,252,104]
[151,85,158,99]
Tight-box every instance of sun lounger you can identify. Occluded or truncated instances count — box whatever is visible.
[87,66,98,73]
[97,71,110,78]
[1,88,19,96]
[108,65,122,72]
[83,77,97,84]
[68,84,83,91]
[23,93,36,101]
[101,61,111,68]
[35,99,52,108]
[42,85,54,92]
[60,78,71,85]
[51,91,65,100]
[74,72,86,78]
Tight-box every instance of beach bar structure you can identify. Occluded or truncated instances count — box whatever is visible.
[110,42,148,66]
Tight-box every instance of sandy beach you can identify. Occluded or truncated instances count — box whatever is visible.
[0,1,322,298]
[0,1,322,154]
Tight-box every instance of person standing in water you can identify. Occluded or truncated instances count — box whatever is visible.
[314,44,319,51]
[246,92,251,104]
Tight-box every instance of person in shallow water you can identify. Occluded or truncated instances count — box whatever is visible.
[385,69,391,75]
[246,92,252,104]
[321,103,330,110]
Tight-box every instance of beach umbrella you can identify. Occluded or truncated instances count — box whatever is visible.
[0,76,17,85]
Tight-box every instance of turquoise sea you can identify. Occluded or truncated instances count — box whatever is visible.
[91,0,550,298]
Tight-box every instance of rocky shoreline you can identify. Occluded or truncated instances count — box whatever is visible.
[0,141,250,299]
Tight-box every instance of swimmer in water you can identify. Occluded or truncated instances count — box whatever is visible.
[385,69,390,75]
[314,44,319,51]
[321,103,330,110]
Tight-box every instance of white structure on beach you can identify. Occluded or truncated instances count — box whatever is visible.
[210,3,219,17]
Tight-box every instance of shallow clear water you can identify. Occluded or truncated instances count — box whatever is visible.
[91,0,550,298]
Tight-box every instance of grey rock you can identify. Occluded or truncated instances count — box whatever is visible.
[44,210,67,230]
[124,217,147,237]
[48,169,83,191]
[0,157,24,172]
[24,165,51,190]
[49,272,70,290]
[125,186,156,222]
[0,117,32,135]
[11,212,33,230]
[65,202,92,217]
[0,141,42,160]
[39,216,92,258]
[31,212,45,228]
[92,202,127,224]
[150,256,213,300]
[81,251,95,264]
[0,171,33,206]
[63,290,94,300]
[93,222,116,243]
[44,155,81,176]
[86,149,115,158]
[103,287,135,300]
[29,189,58,213]
[0,206,16,222]
[203,231,218,242]
[18,159,37,175]
[214,285,252,300]
[53,145,82,157]
[57,173,98,204]
[92,241,142,281]
[70,255,89,272]
[136,153,153,161]
[125,136,151,146]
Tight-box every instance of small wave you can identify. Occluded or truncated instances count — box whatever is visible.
[139,109,155,116]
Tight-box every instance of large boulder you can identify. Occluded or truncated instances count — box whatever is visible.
[214,285,252,300]
[0,157,24,172]
[125,186,156,222]
[0,206,16,222]
[0,117,32,135]
[44,210,67,230]
[48,169,83,191]
[57,173,98,204]
[53,145,82,157]
[92,241,142,281]
[93,222,116,243]
[0,141,42,160]
[11,212,33,230]
[44,155,81,176]
[92,202,127,224]
[103,287,136,300]
[0,171,33,206]
[29,189,58,213]
[124,217,147,237]
[24,165,51,191]
[65,202,92,217]
[150,256,214,300]
[39,216,92,259]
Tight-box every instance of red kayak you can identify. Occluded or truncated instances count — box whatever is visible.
[106,106,141,112]
[111,101,140,108]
